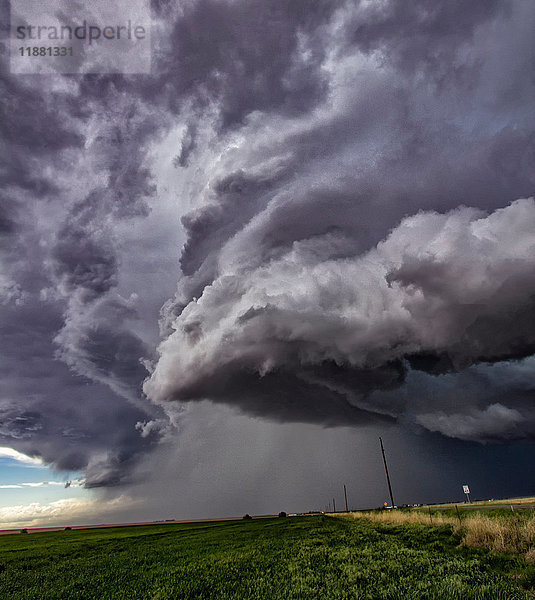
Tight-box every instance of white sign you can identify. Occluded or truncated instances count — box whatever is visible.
[463,485,470,494]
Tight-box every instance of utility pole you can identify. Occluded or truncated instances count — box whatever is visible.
[344,484,349,512]
[379,437,395,508]
[333,498,336,513]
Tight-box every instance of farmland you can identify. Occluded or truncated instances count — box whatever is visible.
[0,515,533,599]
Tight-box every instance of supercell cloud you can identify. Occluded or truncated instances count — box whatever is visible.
[146,199,535,439]
[1,0,535,495]
[145,0,535,442]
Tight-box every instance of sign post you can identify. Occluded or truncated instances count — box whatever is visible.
[462,484,471,503]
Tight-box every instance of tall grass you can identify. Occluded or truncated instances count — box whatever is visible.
[462,514,535,560]
[338,511,535,561]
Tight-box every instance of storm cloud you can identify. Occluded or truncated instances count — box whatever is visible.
[145,0,535,444]
[2,0,535,503]
[146,199,535,439]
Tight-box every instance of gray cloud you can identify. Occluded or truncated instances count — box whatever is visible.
[346,0,510,77]
[0,294,158,483]
[146,199,535,438]
[2,0,535,504]
[416,404,526,441]
[0,9,171,485]
[158,0,335,126]
[145,0,535,444]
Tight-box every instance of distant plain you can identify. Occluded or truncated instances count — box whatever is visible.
[0,511,534,599]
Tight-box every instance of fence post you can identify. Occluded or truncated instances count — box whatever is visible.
[455,504,462,527]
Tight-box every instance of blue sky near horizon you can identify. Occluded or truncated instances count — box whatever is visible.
[0,455,86,509]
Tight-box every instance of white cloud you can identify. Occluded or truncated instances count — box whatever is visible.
[0,495,142,529]
[0,481,83,490]
[0,447,43,466]
[20,481,64,488]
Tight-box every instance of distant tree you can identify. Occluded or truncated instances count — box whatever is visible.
[242,514,252,520]
[278,511,287,518]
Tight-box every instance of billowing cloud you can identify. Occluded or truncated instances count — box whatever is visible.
[145,198,535,436]
[0,1,173,486]
[1,0,535,506]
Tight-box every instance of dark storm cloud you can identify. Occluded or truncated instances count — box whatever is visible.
[0,0,170,486]
[0,23,84,195]
[54,295,152,402]
[163,0,335,127]
[0,295,157,486]
[0,195,18,237]
[161,0,535,314]
[180,166,294,276]
[156,359,401,427]
[74,0,337,131]
[146,199,535,440]
[3,0,535,498]
[145,0,535,443]
[346,0,510,74]
[53,214,117,297]
[47,180,165,410]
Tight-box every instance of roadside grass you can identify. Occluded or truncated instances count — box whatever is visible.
[0,516,533,599]
[338,509,535,562]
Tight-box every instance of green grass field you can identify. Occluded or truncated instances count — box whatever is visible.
[0,516,533,599]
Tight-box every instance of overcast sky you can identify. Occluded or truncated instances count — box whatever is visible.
[1,0,535,527]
